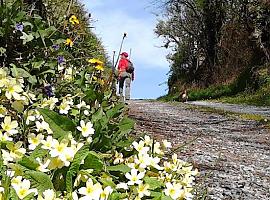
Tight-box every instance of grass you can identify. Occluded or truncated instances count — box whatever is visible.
[160,66,270,106]
[185,103,270,126]
[220,87,270,106]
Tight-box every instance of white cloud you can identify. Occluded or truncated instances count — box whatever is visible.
[83,3,170,69]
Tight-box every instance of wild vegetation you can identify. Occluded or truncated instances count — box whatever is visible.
[0,0,199,199]
[156,0,270,105]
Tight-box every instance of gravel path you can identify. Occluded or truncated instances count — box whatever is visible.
[128,100,270,200]
[187,101,270,118]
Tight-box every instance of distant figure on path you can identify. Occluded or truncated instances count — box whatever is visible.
[118,52,134,101]
[181,89,188,102]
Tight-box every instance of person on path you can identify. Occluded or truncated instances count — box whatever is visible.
[118,52,134,101]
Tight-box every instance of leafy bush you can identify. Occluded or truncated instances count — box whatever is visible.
[0,1,199,200]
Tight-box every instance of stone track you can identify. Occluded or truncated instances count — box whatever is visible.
[128,100,270,200]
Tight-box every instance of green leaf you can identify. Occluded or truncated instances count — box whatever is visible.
[84,87,97,102]
[29,145,47,159]
[32,61,45,69]
[161,194,173,200]
[38,108,76,139]
[92,107,104,123]
[118,117,135,132]
[106,104,124,119]
[28,75,37,85]
[116,139,133,148]
[107,164,131,173]
[144,176,164,190]
[20,32,34,44]
[0,47,6,56]
[108,192,122,200]
[9,188,19,200]
[39,69,55,75]
[24,171,54,193]
[113,117,135,141]
[66,145,90,192]
[11,101,24,113]
[13,68,31,78]
[151,191,162,200]
[82,151,104,172]
[66,171,73,193]
[18,156,39,170]
[22,22,33,29]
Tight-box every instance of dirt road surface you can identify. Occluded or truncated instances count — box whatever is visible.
[128,100,270,200]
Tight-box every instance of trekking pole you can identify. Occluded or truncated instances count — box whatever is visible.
[114,32,127,68]
[129,48,132,60]
[106,33,127,92]
[112,50,116,68]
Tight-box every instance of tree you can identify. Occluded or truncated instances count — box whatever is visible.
[156,0,270,92]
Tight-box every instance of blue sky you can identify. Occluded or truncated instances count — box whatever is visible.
[82,0,170,99]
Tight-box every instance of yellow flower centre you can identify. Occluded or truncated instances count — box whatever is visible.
[132,176,137,182]
[100,192,106,198]
[8,86,15,93]
[56,145,65,152]
[169,188,176,195]
[3,124,11,131]
[82,126,87,132]
[32,138,38,144]
[18,189,27,197]
[86,187,94,194]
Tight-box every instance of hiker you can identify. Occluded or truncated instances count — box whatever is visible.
[181,89,188,102]
[117,52,134,101]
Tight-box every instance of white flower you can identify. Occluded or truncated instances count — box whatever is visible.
[48,157,65,170]
[83,110,90,116]
[0,105,7,117]
[182,187,193,200]
[72,192,79,200]
[28,133,44,150]
[7,142,26,161]
[35,121,53,134]
[12,178,37,199]
[1,116,18,135]
[41,97,58,110]
[59,99,73,114]
[36,158,50,173]
[11,176,23,187]
[164,182,183,200]
[38,189,59,200]
[78,178,102,200]
[74,173,89,187]
[41,136,55,150]
[0,186,4,198]
[149,156,163,170]
[0,131,13,142]
[26,115,35,125]
[5,80,23,100]
[172,153,178,165]
[76,101,87,109]
[137,183,150,198]
[134,153,151,169]
[77,120,95,137]
[116,182,129,190]
[132,141,149,154]
[1,149,13,164]
[125,169,145,185]
[113,151,124,165]
[49,140,68,159]
[64,67,73,81]
[162,140,172,148]
[163,161,174,172]
[143,135,153,146]
[100,186,113,200]
[153,142,163,155]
